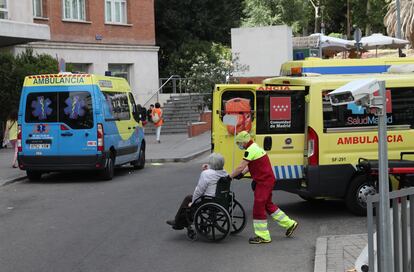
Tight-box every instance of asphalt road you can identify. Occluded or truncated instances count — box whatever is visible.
[0,156,367,272]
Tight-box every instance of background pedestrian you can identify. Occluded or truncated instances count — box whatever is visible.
[152,102,163,143]
[147,104,154,123]
[2,111,18,168]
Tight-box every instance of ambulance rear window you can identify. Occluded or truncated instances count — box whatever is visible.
[323,87,414,130]
[220,91,254,119]
[25,91,94,129]
[25,92,58,123]
[256,91,306,134]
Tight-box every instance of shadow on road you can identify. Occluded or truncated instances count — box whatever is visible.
[20,166,143,184]
[280,198,358,219]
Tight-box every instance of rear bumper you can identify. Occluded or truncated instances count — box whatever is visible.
[18,153,108,171]
[274,164,357,199]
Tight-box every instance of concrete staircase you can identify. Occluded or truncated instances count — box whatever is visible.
[145,94,205,134]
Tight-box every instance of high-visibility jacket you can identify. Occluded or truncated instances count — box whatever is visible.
[243,141,275,185]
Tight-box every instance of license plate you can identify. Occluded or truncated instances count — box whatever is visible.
[29,144,50,149]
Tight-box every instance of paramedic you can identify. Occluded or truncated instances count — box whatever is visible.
[230,131,298,244]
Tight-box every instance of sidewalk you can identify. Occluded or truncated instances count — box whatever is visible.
[0,132,211,186]
[145,132,210,163]
[0,147,25,186]
[314,233,367,272]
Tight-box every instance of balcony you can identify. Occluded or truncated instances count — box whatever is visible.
[0,19,50,47]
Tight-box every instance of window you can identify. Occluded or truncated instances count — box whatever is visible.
[108,64,130,82]
[220,91,254,134]
[25,91,94,129]
[59,92,94,129]
[128,93,141,122]
[256,91,306,134]
[0,0,8,19]
[103,92,130,120]
[26,92,58,123]
[105,0,127,24]
[62,0,85,21]
[33,0,42,17]
[323,88,414,131]
[68,63,91,73]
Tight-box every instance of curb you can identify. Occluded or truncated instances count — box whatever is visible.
[0,175,27,187]
[146,147,211,163]
[314,236,328,272]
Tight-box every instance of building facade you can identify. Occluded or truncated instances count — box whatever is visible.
[12,0,159,104]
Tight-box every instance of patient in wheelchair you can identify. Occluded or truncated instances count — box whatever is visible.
[166,153,228,230]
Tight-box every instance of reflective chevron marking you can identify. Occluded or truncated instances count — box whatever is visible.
[274,165,304,179]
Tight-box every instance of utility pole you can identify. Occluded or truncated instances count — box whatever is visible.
[347,0,351,39]
[377,81,394,272]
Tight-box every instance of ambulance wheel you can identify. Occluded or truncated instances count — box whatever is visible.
[346,174,376,216]
[132,145,145,170]
[101,155,114,180]
[26,170,42,181]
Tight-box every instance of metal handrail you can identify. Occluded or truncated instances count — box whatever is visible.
[143,75,180,107]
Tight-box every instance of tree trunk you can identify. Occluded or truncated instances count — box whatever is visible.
[365,0,371,36]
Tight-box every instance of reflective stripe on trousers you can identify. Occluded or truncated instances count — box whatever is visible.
[253,219,271,241]
[270,209,295,229]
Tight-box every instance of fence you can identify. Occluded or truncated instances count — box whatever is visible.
[367,186,414,272]
[158,77,214,94]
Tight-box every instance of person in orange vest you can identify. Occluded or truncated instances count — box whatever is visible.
[152,102,163,143]
[230,131,298,244]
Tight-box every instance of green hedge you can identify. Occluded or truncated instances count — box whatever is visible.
[0,48,58,122]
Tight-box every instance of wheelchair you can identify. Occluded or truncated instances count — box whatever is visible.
[185,176,247,242]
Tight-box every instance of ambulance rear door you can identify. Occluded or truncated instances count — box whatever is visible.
[255,85,308,192]
[212,84,260,174]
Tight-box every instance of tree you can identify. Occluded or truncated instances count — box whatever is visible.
[242,0,313,34]
[0,48,58,123]
[385,0,414,46]
[241,0,387,37]
[155,0,243,77]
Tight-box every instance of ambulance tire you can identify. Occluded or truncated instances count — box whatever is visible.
[26,170,42,181]
[101,155,114,181]
[132,145,145,170]
[346,175,376,216]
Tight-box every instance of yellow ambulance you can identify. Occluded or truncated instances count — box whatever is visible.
[280,57,414,76]
[212,73,414,215]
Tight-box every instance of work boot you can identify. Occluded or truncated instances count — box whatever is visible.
[248,236,271,244]
[285,221,298,237]
[166,220,184,230]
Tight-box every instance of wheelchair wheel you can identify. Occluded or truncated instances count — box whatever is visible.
[229,199,246,234]
[194,202,231,242]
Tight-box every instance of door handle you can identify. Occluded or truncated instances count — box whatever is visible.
[61,132,73,137]
[264,136,272,151]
